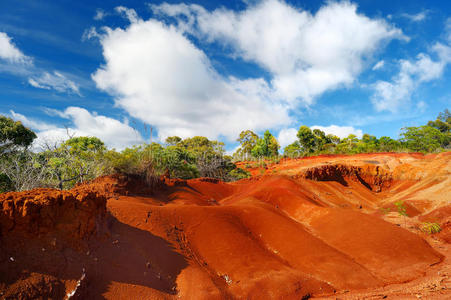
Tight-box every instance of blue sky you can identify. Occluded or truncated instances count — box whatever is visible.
[0,0,450,151]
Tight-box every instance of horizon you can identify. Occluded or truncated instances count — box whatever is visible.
[1,0,450,151]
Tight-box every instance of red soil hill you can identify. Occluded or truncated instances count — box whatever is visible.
[1,153,450,299]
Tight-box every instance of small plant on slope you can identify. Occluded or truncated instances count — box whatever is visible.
[394,200,408,228]
[420,222,441,234]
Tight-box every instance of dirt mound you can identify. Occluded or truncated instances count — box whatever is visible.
[1,152,450,299]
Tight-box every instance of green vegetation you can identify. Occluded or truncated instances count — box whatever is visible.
[281,109,450,157]
[420,222,442,234]
[394,200,408,228]
[0,117,250,192]
[0,108,449,192]
[394,201,408,217]
[0,115,36,154]
[251,130,280,158]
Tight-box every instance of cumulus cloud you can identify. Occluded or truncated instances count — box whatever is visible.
[277,128,298,148]
[371,40,451,112]
[10,107,144,150]
[311,125,363,138]
[10,110,57,131]
[92,8,290,141]
[152,0,405,105]
[28,71,81,95]
[90,2,403,141]
[0,32,31,64]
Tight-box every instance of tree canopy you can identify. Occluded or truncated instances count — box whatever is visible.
[0,115,36,153]
[251,130,279,158]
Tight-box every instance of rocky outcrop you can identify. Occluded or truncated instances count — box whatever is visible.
[0,185,107,250]
[300,164,393,192]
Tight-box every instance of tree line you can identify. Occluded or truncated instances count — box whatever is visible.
[233,109,451,159]
[0,122,250,192]
[0,109,449,192]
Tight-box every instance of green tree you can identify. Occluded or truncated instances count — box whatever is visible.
[235,130,259,159]
[356,134,379,153]
[428,109,450,133]
[283,141,303,158]
[312,129,331,152]
[0,115,36,154]
[165,136,182,146]
[336,134,359,153]
[427,109,451,149]
[44,136,108,189]
[251,130,279,157]
[327,134,341,145]
[378,136,400,152]
[297,126,316,153]
[400,126,446,152]
[0,115,38,192]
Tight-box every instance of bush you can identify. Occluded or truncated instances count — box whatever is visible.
[228,168,251,181]
[420,222,441,234]
[0,173,13,193]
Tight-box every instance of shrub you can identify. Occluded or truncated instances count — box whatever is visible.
[420,222,441,234]
[228,168,251,181]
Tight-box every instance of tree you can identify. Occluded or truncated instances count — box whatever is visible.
[44,136,108,189]
[400,126,446,152]
[327,134,341,145]
[266,132,280,157]
[336,134,359,153]
[251,130,279,157]
[427,109,451,148]
[356,134,379,153]
[378,136,400,152]
[312,129,331,152]
[0,151,47,191]
[283,141,303,158]
[0,115,38,192]
[165,136,182,146]
[236,130,259,159]
[297,126,316,153]
[0,115,36,154]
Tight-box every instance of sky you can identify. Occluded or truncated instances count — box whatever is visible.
[1,0,450,151]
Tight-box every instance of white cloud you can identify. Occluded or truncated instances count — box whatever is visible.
[277,127,298,148]
[94,8,108,21]
[311,125,363,138]
[152,0,405,105]
[11,107,144,150]
[0,32,31,64]
[9,110,57,131]
[92,9,291,141]
[115,6,139,23]
[372,60,385,70]
[0,32,82,95]
[372,42,451,112]
[90,2,405,142]
[28,71,81,95]
[371,18,451,113]
[401,11,428,22]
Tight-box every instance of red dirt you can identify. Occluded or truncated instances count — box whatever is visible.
[1,152,450,299]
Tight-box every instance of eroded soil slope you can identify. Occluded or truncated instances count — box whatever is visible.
[1,152,450,299]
